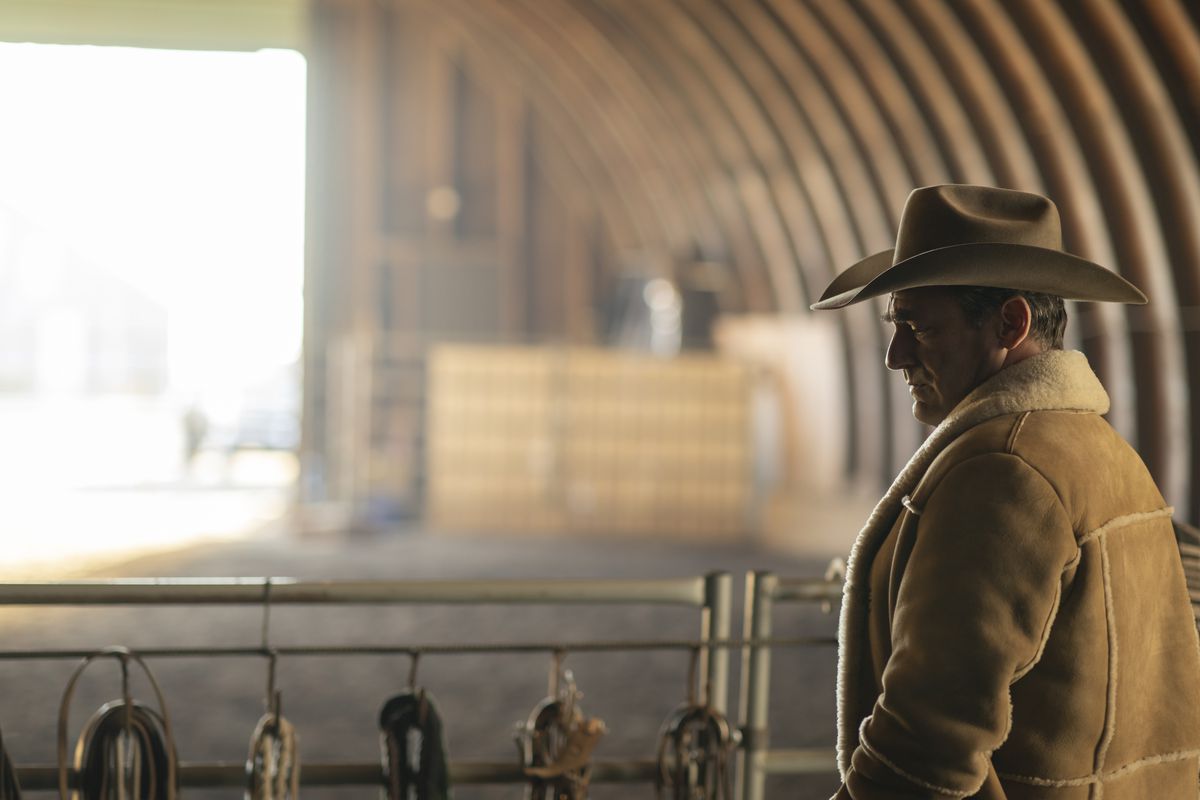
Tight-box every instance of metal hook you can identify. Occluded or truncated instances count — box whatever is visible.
[259,579,283,723]
[260,578,273,651]
[264,649,282,722]
[549,649,567,698]
[119,652,132,705]
[408,651,431,728]
[686,646,701,707]
[407,650,421,692]
[119,651,134,736]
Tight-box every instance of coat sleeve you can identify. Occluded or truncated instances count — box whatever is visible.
[841,453,1079,799]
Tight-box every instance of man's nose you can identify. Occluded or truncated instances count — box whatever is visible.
[885,327,916,371]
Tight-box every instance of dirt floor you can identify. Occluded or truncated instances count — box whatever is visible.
[0,526,854,798]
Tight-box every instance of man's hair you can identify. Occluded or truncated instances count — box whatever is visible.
[952,286,1067,350]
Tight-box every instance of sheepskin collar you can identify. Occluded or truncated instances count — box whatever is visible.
[835,349,1110,777]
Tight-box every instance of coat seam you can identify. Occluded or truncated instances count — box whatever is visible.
[1010,523,1082,683]
[1005,411,1031,453]
[858,722,972,797]
[1012,537,1080,681]
[1095,535,1118,775]
[1077,507,1174,546]
[913,451,1070,523]
[1012,574,1063,682]
[909,452,1077,697]
[996,748,1200,787]
[954,450,1073,528]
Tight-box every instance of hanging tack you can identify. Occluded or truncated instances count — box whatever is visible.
[518,650,606,800]
[655,646,738,800]
[57,647,179,800]
[378,677,451,800]
[246,649,299,800]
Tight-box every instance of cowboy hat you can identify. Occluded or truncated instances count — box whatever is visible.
[810,184,1146,310]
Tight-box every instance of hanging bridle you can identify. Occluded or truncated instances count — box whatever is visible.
[56,647,178,800]
[516,652,606,800]
[245,651,299,800]
[379,653,451,800]
[655,647,738,800]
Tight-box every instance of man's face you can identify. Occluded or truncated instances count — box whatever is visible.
[883,287,1008,425]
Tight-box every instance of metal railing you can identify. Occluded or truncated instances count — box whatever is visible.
[736,570,843,800]
[0,573,733,791]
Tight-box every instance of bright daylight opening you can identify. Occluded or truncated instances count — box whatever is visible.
[0,43,307,574]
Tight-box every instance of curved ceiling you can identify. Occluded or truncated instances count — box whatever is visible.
[20,0,1192,518]
[411,0,1200,520]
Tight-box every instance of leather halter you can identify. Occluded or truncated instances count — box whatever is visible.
[654,648,737,800]
[654,705,735,800]
[245,710,299,800]
[245,652,299,800]
[56,648,178,800]
[74,703,173,800]
[378,690,450,800]
[517,656,606,800]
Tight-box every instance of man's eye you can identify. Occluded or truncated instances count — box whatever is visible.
[886,319,928,335]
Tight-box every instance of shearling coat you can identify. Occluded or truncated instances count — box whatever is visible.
[833,351,1200,799]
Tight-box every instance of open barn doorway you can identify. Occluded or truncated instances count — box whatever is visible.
[0,42,306,573]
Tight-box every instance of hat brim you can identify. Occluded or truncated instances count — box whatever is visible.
[810,243,1147,310]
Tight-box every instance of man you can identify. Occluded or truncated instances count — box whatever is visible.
[812,185,1200,799]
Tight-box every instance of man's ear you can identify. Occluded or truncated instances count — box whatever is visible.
[997,295,1032,350]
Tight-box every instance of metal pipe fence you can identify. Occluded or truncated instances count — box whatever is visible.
[736,571,843,800]
[0,573,734,791]
[0,570,850,795]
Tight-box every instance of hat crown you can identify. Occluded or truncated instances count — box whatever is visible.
[893,184,1063,264]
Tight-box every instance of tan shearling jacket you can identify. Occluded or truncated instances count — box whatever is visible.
[833,350,1200,799]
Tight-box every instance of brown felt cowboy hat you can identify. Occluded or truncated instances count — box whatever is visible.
[810,184,1147,310]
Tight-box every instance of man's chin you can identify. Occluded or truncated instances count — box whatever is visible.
[911,400,946,426]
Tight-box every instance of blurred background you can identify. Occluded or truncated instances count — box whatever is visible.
[9,0,1200,568]
[2,0,1200,796]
